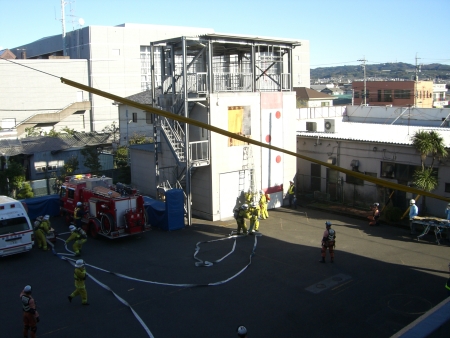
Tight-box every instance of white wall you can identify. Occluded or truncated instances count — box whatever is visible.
[0,60,89,133]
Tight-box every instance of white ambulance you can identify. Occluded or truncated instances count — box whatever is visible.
[0,196,34,257]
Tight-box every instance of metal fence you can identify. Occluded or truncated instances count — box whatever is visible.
[296,174,391,209]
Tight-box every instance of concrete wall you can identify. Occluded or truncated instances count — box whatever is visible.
[0,59,89,133]
[296,136,450,217]
[118,105,154,145]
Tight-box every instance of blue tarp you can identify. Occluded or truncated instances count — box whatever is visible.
[143,196,166,228]
[143,190,184,231]
[20,194,61,221]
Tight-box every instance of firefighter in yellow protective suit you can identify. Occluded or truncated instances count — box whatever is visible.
[234,204,250,235]
[244,190,253,204]
[34,216,50,250]
[66,225,87,256]
[259,190,269,220]
[68,259,89,305]
[248,202,260,233]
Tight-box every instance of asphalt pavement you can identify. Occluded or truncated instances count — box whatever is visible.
[1,206,449,338]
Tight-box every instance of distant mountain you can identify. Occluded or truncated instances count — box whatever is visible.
[310,62,450,83]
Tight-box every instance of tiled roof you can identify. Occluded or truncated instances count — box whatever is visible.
[0,132,113,156]
[297,122,450,146]
[295,87,333,100]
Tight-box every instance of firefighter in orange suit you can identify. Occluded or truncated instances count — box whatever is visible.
[20,285,40,338]
[68,259,89,305]
[320,221,336,263]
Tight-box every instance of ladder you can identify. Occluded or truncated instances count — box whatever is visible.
[239,146,255,202]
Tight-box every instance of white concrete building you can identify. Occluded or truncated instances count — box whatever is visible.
[295,105,450,217]
[127,34,299,222]
[7,23,310,136]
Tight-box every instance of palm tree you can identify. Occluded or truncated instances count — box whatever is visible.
[411,130,434,170]
[411,130,448,214]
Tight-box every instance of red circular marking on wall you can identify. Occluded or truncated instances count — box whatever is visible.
[265,135,271,143]
[275,111,281,119]
[275,155,282,163]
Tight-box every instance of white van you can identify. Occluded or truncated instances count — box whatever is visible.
[0,196,34,257]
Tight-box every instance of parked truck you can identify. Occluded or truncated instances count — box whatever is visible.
[59,174,150,239]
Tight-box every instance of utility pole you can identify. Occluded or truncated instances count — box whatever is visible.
[358,57,367,105]
[61,0,67,56]
[414,53,421,107]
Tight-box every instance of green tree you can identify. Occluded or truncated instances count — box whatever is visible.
[25,127,43,137]
[53,156,80,193]
[411,130,448,213]
[16,182,34,199]
[0,161,26,197]
[80,146,102,175]
[61,127,77,135]
[47,128,61,137]
[129,133,153,145]
[115,145,128,167]
[102,121,119,144]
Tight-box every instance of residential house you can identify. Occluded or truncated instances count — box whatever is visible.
[294,87,333,108]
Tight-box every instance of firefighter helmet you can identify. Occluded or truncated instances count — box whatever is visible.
[44,215,50,220]
[24,285,32,293]
[325,221,332,227]
[241,204,249,210]
[260,190,264,195]
[251,202,258,208]
[237,326,247,336]
[69,225,76,232]
[373,203,379,207]
[77,202,82,206]
[410,199,415,205]
[75,259,85,268]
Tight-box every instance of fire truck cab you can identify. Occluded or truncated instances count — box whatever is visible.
[60,174,150,239]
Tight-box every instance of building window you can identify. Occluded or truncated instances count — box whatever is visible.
[132,112,138,123]
[394,90,411,99]
[378,90,382,102]
[384,90,392,102]
[140,46,162,92]
[445,183,450,193]
[345,174,364,185]
[354,91,360,99]
[146,113,153,124]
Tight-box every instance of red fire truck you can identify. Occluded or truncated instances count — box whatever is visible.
[59,174,150,239]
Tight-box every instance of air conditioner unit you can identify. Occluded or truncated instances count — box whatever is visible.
[306,122,317,132]
[324,119,335,133]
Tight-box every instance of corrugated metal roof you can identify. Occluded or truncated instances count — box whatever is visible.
[0,132,113,156]
[297,122,450,146]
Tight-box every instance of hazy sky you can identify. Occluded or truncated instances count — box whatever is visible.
[2,0,449,68]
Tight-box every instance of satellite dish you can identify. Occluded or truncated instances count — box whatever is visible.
[78,18,85,26]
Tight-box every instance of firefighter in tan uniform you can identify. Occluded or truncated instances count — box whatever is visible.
[68,259,89,305]
[66,225,87,256]
[34,216,50,250]
[234,204,250,235]
[259,190,269,220]
[248,202,260,233]
[320,221,336,263]
[20,285,40,338]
